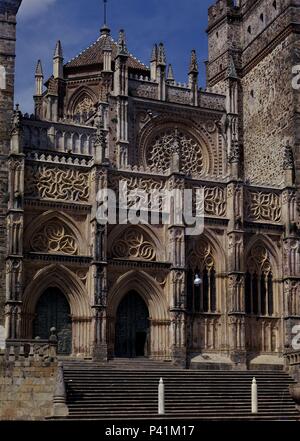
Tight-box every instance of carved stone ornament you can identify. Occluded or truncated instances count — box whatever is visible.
[146,129,204,175]
[25,166,89,202]
[74,96,94,115]
[111,228,156,261]
[246,191,281,222]
[30,221,79,255]
[247,244,272,274]
[283,144,294,170]
[188,239,215,270]
[228,140,240,163]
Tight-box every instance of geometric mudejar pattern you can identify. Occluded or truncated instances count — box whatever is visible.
[30,221,79,256]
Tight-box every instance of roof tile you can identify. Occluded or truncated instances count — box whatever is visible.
[65,34,149,71]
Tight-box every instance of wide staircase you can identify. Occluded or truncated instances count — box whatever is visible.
[63,359,300,421]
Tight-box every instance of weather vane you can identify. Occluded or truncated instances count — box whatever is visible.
[103,0,108,25]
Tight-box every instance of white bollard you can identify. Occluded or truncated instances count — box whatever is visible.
[158,378,165,415]
[251,377,258,414]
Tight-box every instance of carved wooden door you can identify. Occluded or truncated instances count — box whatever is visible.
[33,288,72,355]
[115,291,149,358]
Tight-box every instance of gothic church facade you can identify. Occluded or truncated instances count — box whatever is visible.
[0,0,299,369]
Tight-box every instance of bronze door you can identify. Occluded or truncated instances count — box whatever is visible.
[33,288,72,355]
[115,291,149,358]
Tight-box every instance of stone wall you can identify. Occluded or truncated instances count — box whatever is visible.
[0,354,56,420]
[0,0,22,329]
[242,34,294,187]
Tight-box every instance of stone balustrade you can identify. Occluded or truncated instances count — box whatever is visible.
[285,350,300,366]
[2,339,57,364]
[128,75,226,110]
[284,349,300,382]
[22,118,96,156]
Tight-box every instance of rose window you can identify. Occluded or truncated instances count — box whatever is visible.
[146,129,204,175]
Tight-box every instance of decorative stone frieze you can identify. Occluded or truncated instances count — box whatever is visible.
[25,166,90,202]
[245,190,281,222]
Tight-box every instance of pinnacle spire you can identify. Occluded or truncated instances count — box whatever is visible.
[167,64,174,81]
[35,60,44,96]
[117,29,128,56]
[151,44,158,62]
[54,40,63,59]
[189,49,198,74]
[157,42,166,66]
[103,35,112,51]
[35,59,43,77]
[100,0,111,36]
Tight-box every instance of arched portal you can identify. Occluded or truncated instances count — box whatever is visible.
[115,291,149,358]
[33,287,72,355]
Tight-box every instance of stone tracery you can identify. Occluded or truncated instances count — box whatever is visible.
[30,221,79,255]
[187,239,217,314]
[111,228,156,261]
[74,96,94,115]
[246,190,281,222]
[25,166,89,202]
[146,129,204,175]
[245,243,274,316]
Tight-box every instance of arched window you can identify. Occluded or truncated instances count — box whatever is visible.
[187,240,217,313]
[245,244,274,316]
[72,94,95,123]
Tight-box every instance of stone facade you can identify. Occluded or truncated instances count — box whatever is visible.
[0,0,22,340]
[0,0,299,378]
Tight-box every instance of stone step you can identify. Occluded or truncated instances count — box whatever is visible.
[64,373,293,379]
[62,361,299,421]
[67,410,298,416]
[67,404,297,411]
[67,397,293,403]
[66,383,293,387]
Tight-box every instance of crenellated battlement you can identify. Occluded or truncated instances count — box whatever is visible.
[208,0,240,29]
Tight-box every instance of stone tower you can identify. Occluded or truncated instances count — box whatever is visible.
[0,0,22,342]
[206,0,300,351]
[207,0,299,191]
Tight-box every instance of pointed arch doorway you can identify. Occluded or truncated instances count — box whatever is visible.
[33,287,72,355]
[115,291,149,358]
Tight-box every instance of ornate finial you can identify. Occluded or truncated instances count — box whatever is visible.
[189,49,198,74]
[157,43,166,66]
[35,60,43,77]
[100,0,110,35]
[54,40,63,59]
[103,0,108,25]
[151,44,158,62]
[283,143,294,170]
[94,105,107,162]
[117,29,128,56]
[167,64,175,81]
